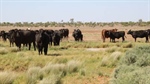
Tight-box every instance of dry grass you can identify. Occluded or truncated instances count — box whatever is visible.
[0,71,17,84]
[0,26,149,84]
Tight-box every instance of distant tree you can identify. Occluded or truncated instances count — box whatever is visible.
[70,18,74,23]
[138,19,143,26]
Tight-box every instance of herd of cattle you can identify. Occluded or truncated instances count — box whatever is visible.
[102,29,150,43]
[0,28,83,55]
[0,28,150,55]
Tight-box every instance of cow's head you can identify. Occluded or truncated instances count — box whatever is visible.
[127,29,132,34]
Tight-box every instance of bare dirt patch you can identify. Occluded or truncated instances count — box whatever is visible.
[86,48,106,51]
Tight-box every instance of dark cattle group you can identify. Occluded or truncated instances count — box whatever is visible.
[101,29,118,42]
[0,28,70,55]
[1,28,150,55]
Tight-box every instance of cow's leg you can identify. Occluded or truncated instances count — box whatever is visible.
[58,40,60,45]
[113,38,115,43]
[38,48,40,55]
[146,36,149,42]
[18,44,21,51]
[122,37,125,42]
[10,42,11,47]
[134,38,136,42]
[41,47,43,54]
[33,42,36,51]
[28,43,31,50]
[44,45,48,55]
[103,38,105,42]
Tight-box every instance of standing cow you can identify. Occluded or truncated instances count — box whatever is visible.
[0,30,8,41]
[35,29,49,55]
[101,29,118,42]
[127,30,149,42]
[107,31,125,43]
[72,29,83,41]
[52,30,61,46]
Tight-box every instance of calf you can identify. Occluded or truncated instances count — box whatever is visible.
[127,30,149,42]
[107,31,125,43]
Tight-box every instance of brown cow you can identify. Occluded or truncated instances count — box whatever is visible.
[101,29,118,42]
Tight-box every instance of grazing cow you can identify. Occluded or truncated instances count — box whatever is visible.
[52,30,61,46]
[127,30,149,42]
[101,29,118,42]
[72,29,83,41]
[35,29,49,55]
[107,31,125,42]
[0,30,8,41]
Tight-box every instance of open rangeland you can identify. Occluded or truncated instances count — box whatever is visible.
[0,26,150,84]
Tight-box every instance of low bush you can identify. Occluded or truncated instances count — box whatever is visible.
[0,47,8,55]
[100,51,122,67]
[10,47,18,52]
[111,45,150,84]
[0,71,17,84]
[26,60,82,84]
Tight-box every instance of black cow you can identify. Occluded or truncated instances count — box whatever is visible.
[59,28,69,41]
[35,29,49,55]
[7,29,15,47]
[0,30,8,41]
[9,29,36,50]
[45,29,54,46]
[127,30,149,42]
[147,29,150,38]
[107,31,125,42]
[52,30,61,46]
[72,29,83,41]
[63,29,69,39]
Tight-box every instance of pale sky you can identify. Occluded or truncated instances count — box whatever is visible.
[0,0,150,22]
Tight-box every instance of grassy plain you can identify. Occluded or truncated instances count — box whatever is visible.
[0,26,150,84]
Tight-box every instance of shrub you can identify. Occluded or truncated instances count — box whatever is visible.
[10,47,18,52]
[41,63,66,77]
[111,45,150,84]
[106,46,118,53]
[0,71,17,84]
[100,51,122,67]
[67,60,82,73]
[122,43,133,48]
[0,47,8,55]
[26,67,42,84]
[80,69,86,76]
[111,65,150,84]
[26,60,82,84]
[39,75,62,84]
[119,45,150,66]
[17,52,26,57]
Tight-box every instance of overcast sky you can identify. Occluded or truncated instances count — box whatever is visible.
[0,0,150,22]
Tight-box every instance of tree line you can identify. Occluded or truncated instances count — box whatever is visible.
[0,19,150,27]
